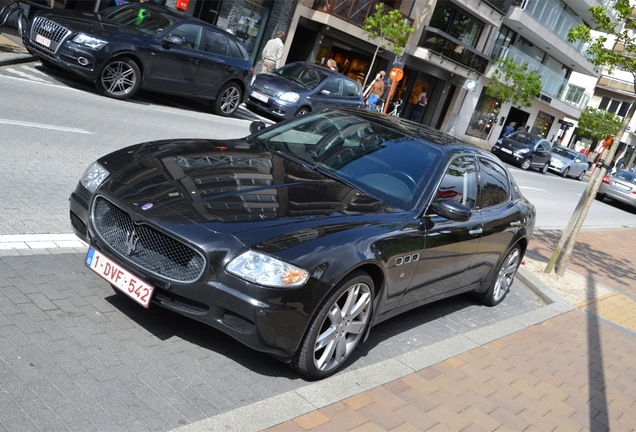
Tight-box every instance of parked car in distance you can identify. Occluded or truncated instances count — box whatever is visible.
[548,146,588,180]
[596,169,636,210]
[25,3,253,116]
[70,109,535,379]
[246,61,364,120]
[491,131,551,173]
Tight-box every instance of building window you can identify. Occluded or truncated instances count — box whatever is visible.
[599,96,631,118]
[466,88,500,140]
[531,111,555,138]
[429,0,484,48]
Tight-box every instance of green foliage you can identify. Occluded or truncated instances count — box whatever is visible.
[568,0,636,77]
[362,3,415,55]
[485,57,543,108]
[577,107,622,141]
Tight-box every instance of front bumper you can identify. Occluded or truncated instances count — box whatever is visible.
[245,92,297,120]
[491,147,527,165]
[69,184,320,361]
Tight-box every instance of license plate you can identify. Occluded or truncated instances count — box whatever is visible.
[250,90,268,103]
[35,34,51,48]
[85,247,154,308]
[500,147,512,154]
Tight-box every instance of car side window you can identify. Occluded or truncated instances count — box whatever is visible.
[538,142,550,152]
[477,158,510,209]
[343,80,360,98]
[203,29,229,56]
[321,78,342,96]
[169,23,202,50]
[435,156,477,210]
[227,39,246,59]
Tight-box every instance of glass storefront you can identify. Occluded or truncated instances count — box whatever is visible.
[233,1,271,64]
[466,88,501,140]
[531,111,555,138]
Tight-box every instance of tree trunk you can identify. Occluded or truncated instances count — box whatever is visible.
[362,45,381,91]
[545,94,636,276]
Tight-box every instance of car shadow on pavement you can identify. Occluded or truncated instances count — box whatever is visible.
[103,291,300,380]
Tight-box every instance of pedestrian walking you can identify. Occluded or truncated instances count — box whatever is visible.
[364,71,385,110]
[502,121,515,137]
[326,58,338,71]
[410,93,427,121]
[261,30,286,74]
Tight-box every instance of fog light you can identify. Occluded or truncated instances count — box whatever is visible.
[78,57,89,66]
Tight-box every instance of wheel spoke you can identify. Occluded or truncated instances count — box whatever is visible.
[315,325,337,351]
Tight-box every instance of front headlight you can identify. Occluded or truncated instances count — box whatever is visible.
[279,92,300,103]
[80,161,109,193]
[552,160,564,168]
[226,250,309,288]
[72,33,108,49]
[514,148,531,157]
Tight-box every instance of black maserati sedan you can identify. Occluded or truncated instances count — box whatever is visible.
[25,3,253,116]
[70,109,536,379]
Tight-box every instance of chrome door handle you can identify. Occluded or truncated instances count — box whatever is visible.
[510,221,521,226]
[469,228,483,235]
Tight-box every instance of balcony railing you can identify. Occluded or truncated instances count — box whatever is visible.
[511,0,587,53]
[312,0,413,26]
[420,28,490,74]
[492,44,590,110]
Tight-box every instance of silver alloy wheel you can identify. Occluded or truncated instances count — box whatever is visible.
[218,85,241,115]
[313,281,371,373]
[492,247,520,303]
[521,158,531,170]
[295,107,310,117]
[101,60,138,97]
[577,170,586,180]
[561,167,570,178]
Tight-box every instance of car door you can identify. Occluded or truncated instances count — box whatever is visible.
[532,140,551,169]
[145,23,203,94]
[397,155,482,308]
[573,153,587,176]
[192,28,231,98]
[311,77,346,111]
[341,78,364,109]
[460,156,520,289]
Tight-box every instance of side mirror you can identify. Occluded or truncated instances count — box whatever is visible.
[162,35,186,48]
[430,200,471,222]
[250,121,268,134]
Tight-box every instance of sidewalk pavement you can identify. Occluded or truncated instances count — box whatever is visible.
[0,28,36,67]
[250,229,636,432]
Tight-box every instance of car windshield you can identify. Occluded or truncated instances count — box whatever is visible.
[615,171,636,184]
[274,63,328,89]
[101,4,176,36]
[507,132,538,145]
[254,111,442,210]
[551,147,576,160]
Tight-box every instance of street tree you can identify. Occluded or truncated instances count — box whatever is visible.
[486,57,543,108]
[577,107,622,153]
[361,2,415,89]
[546,0,636,276]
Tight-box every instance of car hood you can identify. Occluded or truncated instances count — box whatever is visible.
[98,138,398,237]
[253,73,313,95]
[499,138,533,151]
[37,10,144,39]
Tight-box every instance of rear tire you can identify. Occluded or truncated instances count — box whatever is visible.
[577,170,586,181]
[96,57,141,100]
[595,193,604,201]
[293,271,373,379]
[213,82,242,116]
[480,245,521,306]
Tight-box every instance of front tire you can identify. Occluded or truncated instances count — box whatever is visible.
[295,106,311,117]
[97,57,141,100]
[293,271,373,379]
[520,158,531,170]
[480,245,521,306]
[213,82,242,116]
[561,167,570,178]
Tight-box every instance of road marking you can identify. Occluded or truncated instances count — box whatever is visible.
[5,67,50,83]
[520,186,547,191]
[0,234,87,250]
[0,118,91,134]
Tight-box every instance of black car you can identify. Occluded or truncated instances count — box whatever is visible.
[491,131,552,173]
[70,109,535,379]
[246,62,365,120]
[25,3,253,116]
